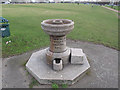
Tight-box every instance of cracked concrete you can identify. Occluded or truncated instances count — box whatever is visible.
[2,39,118,88]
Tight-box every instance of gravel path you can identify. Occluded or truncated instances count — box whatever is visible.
[2,39,118,88]
[102,6,120,13]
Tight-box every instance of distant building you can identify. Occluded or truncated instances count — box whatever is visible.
[34,0,45,2]
[100,0,120,2]
[0,0,9,3]
[10,0,30,2]
[54,0,61,3]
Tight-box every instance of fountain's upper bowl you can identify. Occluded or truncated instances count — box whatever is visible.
[41,19,74,36]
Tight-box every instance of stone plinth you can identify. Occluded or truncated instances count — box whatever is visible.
[26,48,90,85]
[71,48,84,65]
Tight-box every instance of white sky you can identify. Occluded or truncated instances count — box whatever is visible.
[64,0,97,1]
[50,0,120,2]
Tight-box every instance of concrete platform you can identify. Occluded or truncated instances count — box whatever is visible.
[2,39,118,88]
[26,48,90,85]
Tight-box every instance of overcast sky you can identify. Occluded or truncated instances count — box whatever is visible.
[49,0,118,2]
[57,0,99,1]
[60,0,117,1]
[25,0,100,2]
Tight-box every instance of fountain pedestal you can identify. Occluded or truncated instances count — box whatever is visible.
[26,19,90,85]
[41,19,74,67]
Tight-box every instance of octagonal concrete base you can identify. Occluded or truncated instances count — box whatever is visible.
[26,48,90,85]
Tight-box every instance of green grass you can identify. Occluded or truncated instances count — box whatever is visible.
[2,3,118,57]
[52,83,68,89]
[52,83,59,90]
[61,84,68,88]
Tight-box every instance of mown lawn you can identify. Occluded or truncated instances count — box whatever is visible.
[2,3,118,57]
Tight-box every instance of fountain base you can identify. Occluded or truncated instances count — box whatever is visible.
[46,47,71,65]
[26,48,90,85]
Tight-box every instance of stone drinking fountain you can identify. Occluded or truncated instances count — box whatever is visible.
[26,19,90,85]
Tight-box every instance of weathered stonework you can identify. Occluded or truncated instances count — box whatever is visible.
[71,48,84,65]
[26,19,90,85]
[53,59,63,71]
[26,48,90,85]
[41,19,74,66]
[41,19,74,36]
[46,47,71,65]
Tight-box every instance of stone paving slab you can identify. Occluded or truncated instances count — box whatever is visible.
[2,39,118,88]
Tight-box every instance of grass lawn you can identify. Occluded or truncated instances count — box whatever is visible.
[2,3,118,57]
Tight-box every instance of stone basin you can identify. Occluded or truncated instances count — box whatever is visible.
[41,19,74,36]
